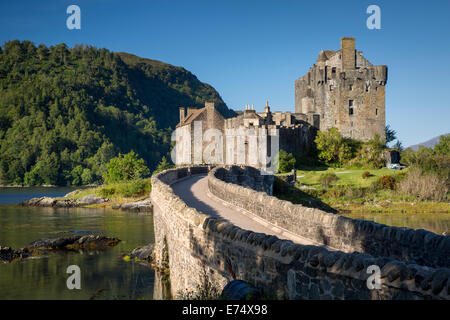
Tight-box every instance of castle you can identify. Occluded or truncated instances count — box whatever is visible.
[295,37,387,141]
[174,37,387,168]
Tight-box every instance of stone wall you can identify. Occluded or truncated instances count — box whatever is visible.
[294,37,387,141]
[209,166,450,269]
[151,166,450,300]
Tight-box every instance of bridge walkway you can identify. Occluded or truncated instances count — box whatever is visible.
[171,174,327,247]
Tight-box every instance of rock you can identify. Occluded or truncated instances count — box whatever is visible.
[64,189,82,198]
[119,198,153,212]
[28,234,120,250]
[129,244,154,262]
[76,195,109,206]
[0,245,34,263]
[21,197,56,207]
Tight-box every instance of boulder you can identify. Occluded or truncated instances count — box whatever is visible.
[76,195,109,206]
[129,244,154,262]
[115,198,153,212]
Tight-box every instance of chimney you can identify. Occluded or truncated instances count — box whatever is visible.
[341,37,356,70]
[264,100,270,113]
[179,107,185,123]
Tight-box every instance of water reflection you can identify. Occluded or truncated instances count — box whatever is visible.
[0,205,156,300]
[341,211,450,235]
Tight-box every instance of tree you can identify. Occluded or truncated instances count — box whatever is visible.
[102,151,150,184]
[314,128,355,167]
[432,135,450,156]
[277,150,296,173]
[393,140,404,152]
[385,125,397,145]
[154,156,173,174]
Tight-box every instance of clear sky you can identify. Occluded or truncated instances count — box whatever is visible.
[1,0,449,146]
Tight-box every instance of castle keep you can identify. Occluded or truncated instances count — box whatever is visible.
[295,37,387,141]
[175,37,387,167]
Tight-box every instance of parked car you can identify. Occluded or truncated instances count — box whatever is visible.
[387,163,402,170]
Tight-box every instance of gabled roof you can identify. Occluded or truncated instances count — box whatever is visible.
[178,108,205,126]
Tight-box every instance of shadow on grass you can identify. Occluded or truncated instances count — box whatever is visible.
[273,176,337,213]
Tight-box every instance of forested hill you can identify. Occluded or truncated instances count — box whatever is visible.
[0,40,234,186]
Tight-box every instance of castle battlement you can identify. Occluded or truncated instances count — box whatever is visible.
[295,37,387,141]
[175,37,387,167]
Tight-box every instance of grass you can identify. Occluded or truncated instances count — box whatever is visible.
[298,167,406,188]
[57,178,152,208]
[290,166,450,214]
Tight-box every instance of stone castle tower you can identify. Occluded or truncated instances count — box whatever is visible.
[295,37,387,141]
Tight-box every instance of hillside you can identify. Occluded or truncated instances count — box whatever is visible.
[0,40,234,186]
[408,133,449,151]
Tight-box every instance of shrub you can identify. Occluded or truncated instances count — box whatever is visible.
[377,175,397,190]
[319,172,339,188]
[103,151,150,184]
[314,128,357,167]
[353,135,386,169]
[362,171,371,179]
[277,150,296,173]
[324,187,345,198]
[153,156,174,175]
[116,179,151,198]
[99,187,116,198]
[398,167,448,201]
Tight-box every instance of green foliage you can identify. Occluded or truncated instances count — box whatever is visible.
[97,178,151,198]
[0,40,232,185]
[401,137,450,186]
[153,156,173,174]
[319,172,339,188]
[351,134,386,169]
[432,135,450,156]
[116,179,151,197]
[314,128,356,167]
[385,125,397,145]
[103,151,150,184]
[392,140,404,152]
[277,150,296,173]
[98,187,116,198]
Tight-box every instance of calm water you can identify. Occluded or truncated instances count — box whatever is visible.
[0,187,156,300]
[1,188,448,299]
[341,212,450,235]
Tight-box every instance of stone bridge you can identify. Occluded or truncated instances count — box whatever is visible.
[151,166,450,300]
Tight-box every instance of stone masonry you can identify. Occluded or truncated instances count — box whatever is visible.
[295,37,387,141]
[151,166,450,300]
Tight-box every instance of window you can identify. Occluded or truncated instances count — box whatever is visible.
[365,85,369,92]
[349,100,353,107]
[349,108,354,115]
[349,84,353,91]
[332,67,336,74]
[329,85,334,91]
[376,108,378,116]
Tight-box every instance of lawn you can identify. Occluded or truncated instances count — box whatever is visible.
[297,167,407,188]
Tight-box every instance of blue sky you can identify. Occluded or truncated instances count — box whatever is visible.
[1,0,449,146]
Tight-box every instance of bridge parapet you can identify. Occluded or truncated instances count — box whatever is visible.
[209,166,450,269]
[151,166,450,299]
